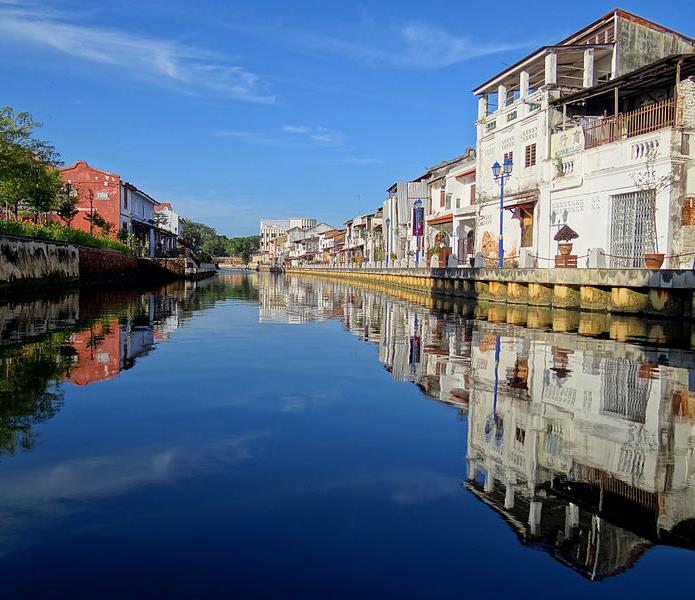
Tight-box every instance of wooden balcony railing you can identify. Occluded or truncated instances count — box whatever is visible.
[583,98,675,149]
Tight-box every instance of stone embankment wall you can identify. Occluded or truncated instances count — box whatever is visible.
[138,257,216,280]
[0,235,217,293]
[290,266,695,319]
[79,246,139,282]
[0,235,79,289]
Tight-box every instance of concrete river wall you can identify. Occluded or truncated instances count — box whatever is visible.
[290,266,695,319]
[0,235,79,289]
[0,235,214,293]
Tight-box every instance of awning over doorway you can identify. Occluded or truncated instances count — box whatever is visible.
[428,213,453,226]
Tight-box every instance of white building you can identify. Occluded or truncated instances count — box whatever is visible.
[121,182,158,257]
[473,9,695,268]
[260,218,316,259]
[421,150,477,267]
[382,180,429,266]
[154,202,183,254]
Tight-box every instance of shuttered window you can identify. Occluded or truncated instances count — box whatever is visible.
[525,144,536,167]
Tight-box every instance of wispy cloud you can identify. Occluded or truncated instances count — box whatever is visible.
[213,125,345,147]
[0,3,274,103]
[283,124,345,146]
[230,20,532,70]
[282,125,310,134]
[340,157,382,166]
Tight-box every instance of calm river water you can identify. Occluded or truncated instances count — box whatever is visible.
[1,271,695,598]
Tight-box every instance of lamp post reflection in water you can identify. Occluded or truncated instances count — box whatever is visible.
[409,312,420,375]
[385,217,391,268]
[484,334,503,447]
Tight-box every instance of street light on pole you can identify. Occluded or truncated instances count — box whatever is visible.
[88,189,94,236]
[413,199,423,267]
[385,217,391,268]
[492,157,513,268]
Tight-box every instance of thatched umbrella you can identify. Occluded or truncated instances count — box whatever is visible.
[554,225,578,256]
[553,225,578,242]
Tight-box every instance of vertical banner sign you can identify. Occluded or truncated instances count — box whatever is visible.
[412,205,424,237]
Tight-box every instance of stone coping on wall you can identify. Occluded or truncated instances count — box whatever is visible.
[290,266,695,290]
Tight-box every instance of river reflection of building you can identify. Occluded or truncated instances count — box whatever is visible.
[258,274,344,324]
[277,276,695,579]
[465,325,695,579]
[0,277,235,456]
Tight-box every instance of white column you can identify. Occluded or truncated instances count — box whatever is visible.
[478,95,488,119]
[520,70,530,99]
[583,48,595,88]
[484,466,495,492]
[565,502,579,537]
[529,500,542,535]
[504,483,515,509]
[545,53,557,85]
[498,84,508,110]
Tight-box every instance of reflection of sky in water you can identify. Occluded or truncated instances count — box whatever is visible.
[0,272,694,597]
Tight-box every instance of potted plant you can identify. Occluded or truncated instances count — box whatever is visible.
[644,196,664,268]
[554,224,578,255]
[632,153,672,269]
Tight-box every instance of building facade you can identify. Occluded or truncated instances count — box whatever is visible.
[473,9,695,268]
[260,218,317,260]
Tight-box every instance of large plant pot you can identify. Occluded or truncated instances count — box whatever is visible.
[558,242,573,255]
[644,252,665,269]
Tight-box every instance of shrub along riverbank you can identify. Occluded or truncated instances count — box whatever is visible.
[0,219,131,254]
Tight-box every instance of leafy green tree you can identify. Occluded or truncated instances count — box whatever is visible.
[201,234,229,257]
[85,210,111,236]
[56,188,79,226]
[25,168,63,222]
[0,106,62,219]
[182,220,216,246]
[154,211,168,229]
[226,235,260,266]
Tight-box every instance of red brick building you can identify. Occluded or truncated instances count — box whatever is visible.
[59,160,178,256]
[59,160,122,238]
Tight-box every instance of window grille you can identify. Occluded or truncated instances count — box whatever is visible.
[609,190,656,267]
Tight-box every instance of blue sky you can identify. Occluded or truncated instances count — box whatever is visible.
[2,0,694,236]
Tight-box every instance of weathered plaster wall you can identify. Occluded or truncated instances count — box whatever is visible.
[616,17,695,76]
[672,77,695,268]
[0,235,79,288]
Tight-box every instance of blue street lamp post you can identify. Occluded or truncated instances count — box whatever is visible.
[413,199,422,267]
[385,217,391,268]
[492,158,513,268]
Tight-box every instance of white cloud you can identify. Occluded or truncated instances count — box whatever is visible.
[213,125,344,147]
[0,4,274,103]
[282,125,310,134]
[231,21,532,70]
[341,157,382,166]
